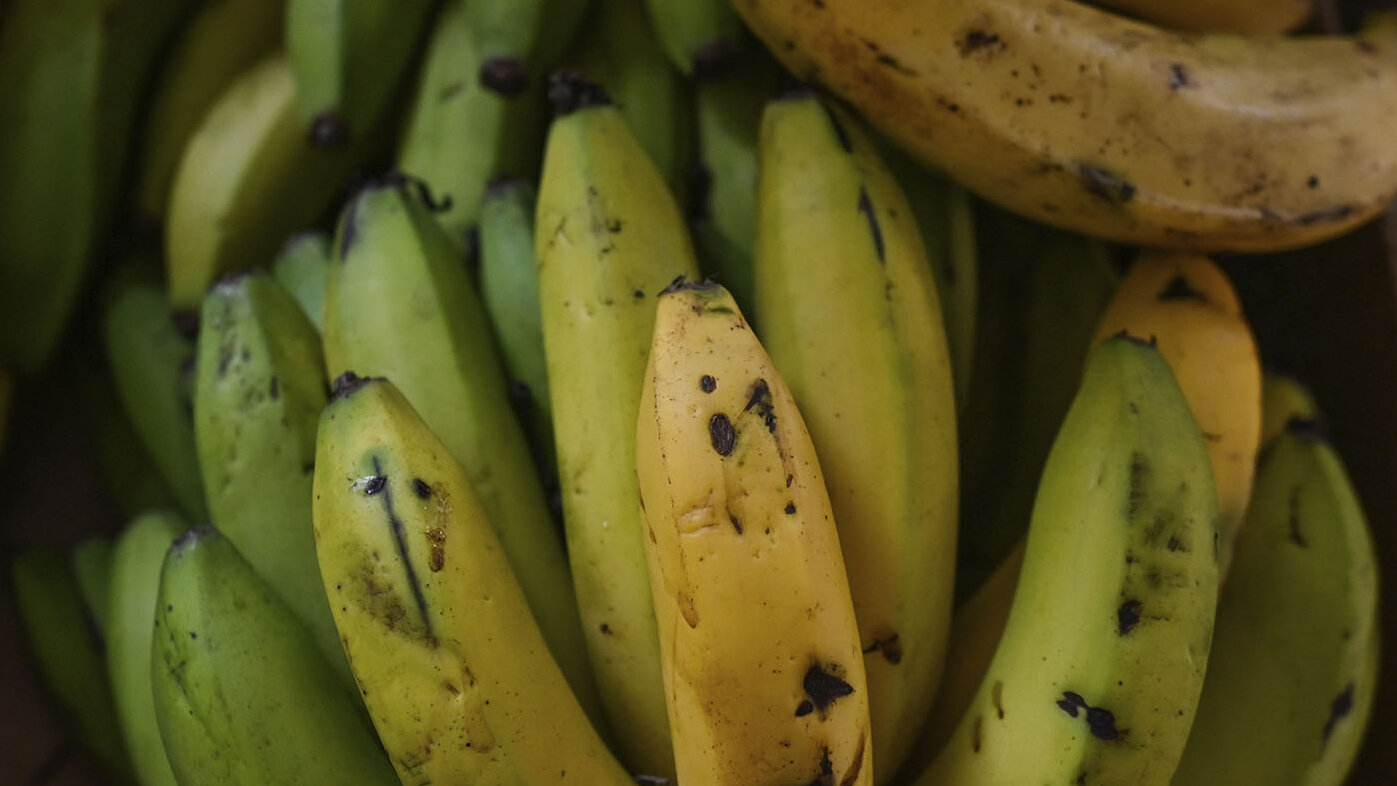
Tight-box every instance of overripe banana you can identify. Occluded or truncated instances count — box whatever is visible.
[916,335,1220,786]
[733,0,1397,252]
[753,92,957,782]
[636,280,873,786]
[1091,0,1312,34]
[463,0,593,96]
[644,0,746,77]
[312,375,635,785]
[150,526,397,786]
[271,231,331,332]
[323,175,601,722]
[535,74,703,777]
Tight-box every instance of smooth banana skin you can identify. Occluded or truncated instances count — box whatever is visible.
[1261,370,1320,448]
[1093,0,1312,34]
[397,0,550,251]
[637,281,873,785]
[72,537,116,636]
[1172,419,1380,786]
[1092,250,1261,578]
[323,176,602,723]
[11,546,133,783]
[150,526,396,786]
[271,231,331,332]
[133,0,285,223]
[165,54,362,310]
[916,335,1220,786]
[644,0,747,77]
[108,511,188,786]
[754,93,957,782]
[313,376,636,785]
[463,0,592,96]
[734,0,1397,253]
[535,78,704,778]
[193,269,356,689]
[284,0,435,146]
[103,273,208,523]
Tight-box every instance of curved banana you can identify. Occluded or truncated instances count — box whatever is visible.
[1091,250,1261,577]
[1172,417,1380,786]
[1092,0,1312,34]
[463,0,593,96]
[1261,369,1320,448]
[313,375,635,785]
[637,280,873,785]
[916,335,1220,786]
[754,92,957,782]
[271,231,331,332]
[151,526,397,786]
[733,0,1397,252]
[536,75,703,777]
[323,175,602,723]
[644,0,747,77]
[72,537,115,636]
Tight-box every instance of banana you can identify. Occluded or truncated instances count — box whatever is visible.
[1091,0,1312,34]
[312,374,635,785]
[108,510,188,786]
[11,545,133,783]
[644,0,747,78]
[150,525,397,785]
[637,280,873,785]
[397,0,550,251]
[165,54,362,310]
[462,0,593,96]
[271,231,331,332]
[1172,417,1380,786]
[193,268,355,688]
[323,175,602,723]
[915,334,1220,786]
[72,537,116,636]
[102,271,208,523]
[1261,369,1320,448]
[284,0,435,146]
[733,0,1397,252]
[1091,250,1261,578]
[535,74,704,778]
[753,92,957,782]
[132,0,285,223]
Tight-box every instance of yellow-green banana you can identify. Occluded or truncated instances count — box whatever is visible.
[916,335,1220,786]
[323,175,601,723]
[637,280,873,785]
[312,375,635,785]
[1261,370,1320,448]
[1173,415,1380,786]
[535,75,703,778]
[463,0,593,96]
[150,525,396,786]
[754,92,957,782]
[734,0,1397,252]
[644,0,746,77]
[193,269,355,689]
[1092,0,1312,33]
[271,231,331,333]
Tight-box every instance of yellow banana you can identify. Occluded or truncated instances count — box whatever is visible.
[1091,250,1261,577]
[754,91,957,782]
[637,280,873,786]
[732,0,1397,252]
[1092,0,1312,34]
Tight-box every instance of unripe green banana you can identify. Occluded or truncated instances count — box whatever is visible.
[1261,370,1320,449]
[193,269,355,689]
[312,375,635,785]
[643,0,746,77]
[463,0,593,96]
[72,537,116,637]
[150,525,397,786]
[323,175,602,723]
[271,231,331,333]
[108,510,188,786]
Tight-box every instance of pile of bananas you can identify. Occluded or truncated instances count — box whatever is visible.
[1,0,1387,784]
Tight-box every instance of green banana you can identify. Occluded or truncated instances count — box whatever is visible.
[72,537,116,636]
[102,271,208,523]
[463,0,593,96]
[150,525,397,786]
[165,53,362,310]
[917,335,1220,785]
[1261,370,1320,449]
[535,73,703,777]
[11,545,133,783]
[271,231,332,332]
[323,175,602,723]
[643,0,746,77]
[396,0,550,251]
[284,0,436,146]
[1172,416,1380,786]
[312,375,635,785]
[193,268,355,689]
[133,0,286,223]
[108,510,188,786]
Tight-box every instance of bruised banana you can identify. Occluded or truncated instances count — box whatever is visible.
[271,231,331,332]
[313,375,634,785]
[1091,0,1312,34]
[637,281,873,785]
[917,335,1220,786]
[754,92,957,782]
[733,0,1397,252]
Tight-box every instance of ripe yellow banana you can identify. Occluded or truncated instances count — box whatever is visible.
[732,0,1397,252]
[637,280,872,786]
[754,91,957,782]
[1091,250,1261,577]
[1092,0,1312,34]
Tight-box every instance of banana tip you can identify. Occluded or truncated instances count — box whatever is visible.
[546,70,612,115]
[330,371,382,401]
[1109,329,1158,349]
[309,113,350,148]
[1286,416,1330,444]
[171,524,218,556]
[693,39,742,81]
[660,275,722,296]
[481,57,529,97]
